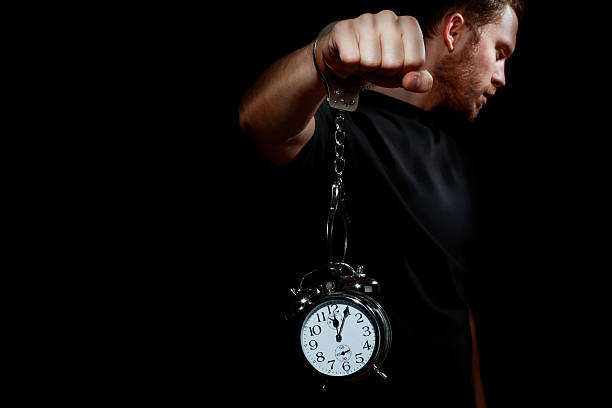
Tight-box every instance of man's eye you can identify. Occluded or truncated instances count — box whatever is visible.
[497,50,506,60]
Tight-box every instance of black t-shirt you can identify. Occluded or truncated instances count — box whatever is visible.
[240,91,478,407]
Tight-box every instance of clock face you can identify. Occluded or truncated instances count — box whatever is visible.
[300,299,376,377]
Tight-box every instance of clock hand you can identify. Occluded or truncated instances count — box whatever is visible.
[331,314,340,334]
[336,306,350,342]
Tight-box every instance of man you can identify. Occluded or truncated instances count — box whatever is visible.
[239,1,523,406]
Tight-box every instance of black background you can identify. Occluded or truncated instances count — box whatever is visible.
[87,2,601,406]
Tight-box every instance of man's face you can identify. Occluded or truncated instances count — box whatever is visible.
[432,5,519,121]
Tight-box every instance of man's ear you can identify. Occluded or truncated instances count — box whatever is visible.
[443,13,466,52]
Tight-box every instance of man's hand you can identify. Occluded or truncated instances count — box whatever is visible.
[315,10,433,92]
[239,9,433,164]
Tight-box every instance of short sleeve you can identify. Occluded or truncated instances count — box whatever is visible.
[289,102,334,171]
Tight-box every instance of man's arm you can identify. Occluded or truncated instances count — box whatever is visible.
[238,43,324,165]
[238,10,433,165]
[469,309,487,408]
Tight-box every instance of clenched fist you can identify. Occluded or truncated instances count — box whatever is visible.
[314,10,433,92]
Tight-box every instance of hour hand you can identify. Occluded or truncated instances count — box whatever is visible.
[331,315,340,332]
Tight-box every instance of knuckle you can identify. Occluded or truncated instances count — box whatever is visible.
[398,15,423,38]
[355,12,375,26]
[340,51,360,66]
[333,19,350,31]
[361,57,381,70]
[381,50,404,70]
[406,52,425,67]
[406,56,425,70]
[382,57,403,71]
[414,50,426,65]
[377,9,398,20]
[331,19,351,37]
[399,15,419,26]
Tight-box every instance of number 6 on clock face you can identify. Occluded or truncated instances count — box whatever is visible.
[300,298,377,377]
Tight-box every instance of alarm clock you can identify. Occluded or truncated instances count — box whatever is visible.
[286,263,392,383]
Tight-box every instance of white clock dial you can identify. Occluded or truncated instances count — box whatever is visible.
[300,299,376,377]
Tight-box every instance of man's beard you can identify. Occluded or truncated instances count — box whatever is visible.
[430,41,485,122]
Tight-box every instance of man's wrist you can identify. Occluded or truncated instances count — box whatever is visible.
[313,22,337,79]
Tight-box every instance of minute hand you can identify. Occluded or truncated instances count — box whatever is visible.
[336,306,350,342]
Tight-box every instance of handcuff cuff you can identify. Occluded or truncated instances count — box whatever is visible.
[312,22,370,113]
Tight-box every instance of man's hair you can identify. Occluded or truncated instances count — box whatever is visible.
[402,0,524,38]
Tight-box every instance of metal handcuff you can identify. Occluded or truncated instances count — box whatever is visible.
[312,22,370,264]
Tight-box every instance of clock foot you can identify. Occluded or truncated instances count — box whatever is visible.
[373,364,388,381]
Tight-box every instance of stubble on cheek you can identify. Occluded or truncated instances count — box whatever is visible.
[430,43,483,121]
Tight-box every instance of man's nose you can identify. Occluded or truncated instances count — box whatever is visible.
[492,61,506,87]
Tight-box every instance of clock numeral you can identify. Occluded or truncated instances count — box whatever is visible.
[308,340,318,350]
[342,362,351,372]
[362,326,371,336]
[327,360,335,370]
[327,304,339,314]
[355,353,364,364]
[363,340,372,350]
[316,312,326,323]
[355,313,363,323]
[308,325,322,336]
[316,352,325,362]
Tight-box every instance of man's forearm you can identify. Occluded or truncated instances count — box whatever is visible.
[238,42,326,163]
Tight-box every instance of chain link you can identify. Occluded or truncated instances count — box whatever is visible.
[333,112,346,183]
[327,110,349,263]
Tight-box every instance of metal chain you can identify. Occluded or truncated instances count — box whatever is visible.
[333,112,346,185]
[327,110,349,264]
